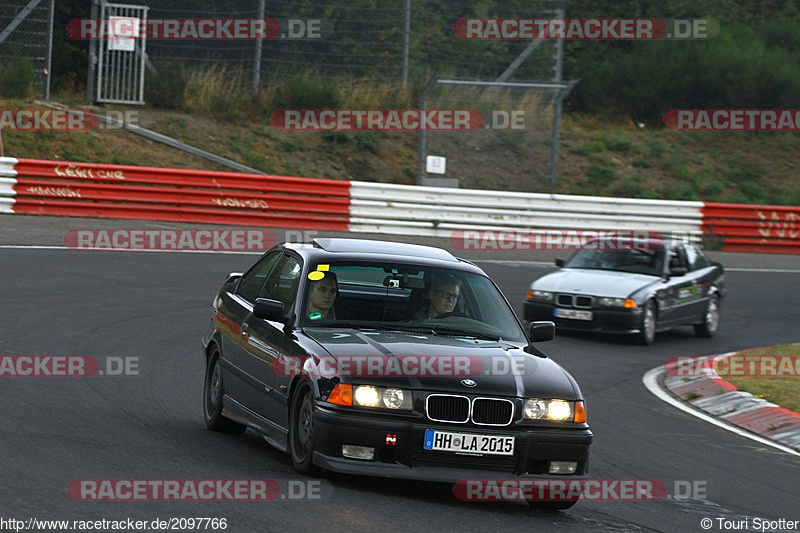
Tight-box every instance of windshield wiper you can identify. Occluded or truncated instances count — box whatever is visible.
[426,326,501,341]
[317,322,429,333]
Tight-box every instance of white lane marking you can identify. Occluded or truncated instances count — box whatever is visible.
[642,366,800,457]
[0,245,262,255]
[473,259,800,273]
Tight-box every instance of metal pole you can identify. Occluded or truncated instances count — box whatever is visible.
[253,0,265,93]
[402,0,410,90]
[496,40,544,83]
[548,81,576,197]
[86,0,99,103]
[0,0,43,47]
[416,74,439,185]
[43,0,54,99]
[548,5,566,196]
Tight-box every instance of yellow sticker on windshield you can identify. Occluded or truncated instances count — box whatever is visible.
[308,271,325,281]
[317,264,330,271]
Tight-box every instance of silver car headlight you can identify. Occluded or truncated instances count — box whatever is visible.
[528,289,554,302]
[353,385,412,410]
[599,297,626,307]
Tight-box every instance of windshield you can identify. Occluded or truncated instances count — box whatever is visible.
[300,261,526,342]
[565,248,666,276]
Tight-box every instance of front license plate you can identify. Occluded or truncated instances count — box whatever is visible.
[423,429,514,455]
[554,308,593,320]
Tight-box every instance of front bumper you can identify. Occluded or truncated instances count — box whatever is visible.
[524,301,643,334]
[312,404,592,483]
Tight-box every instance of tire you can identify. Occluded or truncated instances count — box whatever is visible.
[637,301,657,345]
[203,349,247,434]
[289,380,318,475]
[694,294,720,338]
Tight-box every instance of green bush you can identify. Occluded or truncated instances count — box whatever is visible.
[604,138,633,152]
[354,132,378,152]
[145,61,188,109]
[322,131,349,144]
[567,19,800,123]
[587,165,616,186]
[571,141,604,156]
[0,59,35,98]
[272,72,341,110]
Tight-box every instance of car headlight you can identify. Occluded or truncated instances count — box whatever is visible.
[523,398,585,422]
[599,297,638,308]
[353,385,412,410]
[527,289,554,302]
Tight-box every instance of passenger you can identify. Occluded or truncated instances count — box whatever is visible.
[415,275,462,319]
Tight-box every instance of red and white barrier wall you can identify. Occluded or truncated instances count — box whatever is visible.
[0,157,350,230]
[1,157,798,253]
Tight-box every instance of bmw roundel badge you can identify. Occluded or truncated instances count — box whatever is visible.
[461,378,477,387]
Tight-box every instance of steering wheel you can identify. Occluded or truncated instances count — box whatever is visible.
[434,311,468,319]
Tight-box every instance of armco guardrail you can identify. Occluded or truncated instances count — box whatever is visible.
[0,157,18,214]
[349,181,704,238]
[703,202,800,254]
[3,158,351,230]
[1,157,798,253]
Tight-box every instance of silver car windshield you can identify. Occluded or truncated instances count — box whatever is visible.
[565,248,666,276]
[301,262,526,342]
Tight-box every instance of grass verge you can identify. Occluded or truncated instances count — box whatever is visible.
[723,344,800,414]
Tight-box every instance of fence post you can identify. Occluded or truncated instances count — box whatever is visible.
[417,74,439,185]
[253,0,265,93]
[402,0,410,90]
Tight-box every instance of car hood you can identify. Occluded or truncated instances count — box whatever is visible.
[531,268,660,298]
[302,328,580,399]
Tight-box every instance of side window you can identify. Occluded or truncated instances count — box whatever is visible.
[237,252,281,303]
[685,244,711,270]
[260,255,302,312]
[668,248,687,271]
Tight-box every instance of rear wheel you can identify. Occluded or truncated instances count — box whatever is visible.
[289,381,318,475]
[694,295,720,338]
[637,301,656,345]
[203,349,247,434]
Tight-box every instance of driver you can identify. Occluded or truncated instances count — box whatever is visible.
[308,272,339,320]
[414,275,461,319]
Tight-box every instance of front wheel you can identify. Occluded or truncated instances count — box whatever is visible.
[203,349,247,434]
[637,301,656,345]
[289,381,318,475]
[694,295,720,338]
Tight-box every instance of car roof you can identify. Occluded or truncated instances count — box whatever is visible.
[280,238,485,274]
[583,236,690,250]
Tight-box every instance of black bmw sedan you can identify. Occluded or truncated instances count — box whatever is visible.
[202,238,592,508]
[524,238,726,345]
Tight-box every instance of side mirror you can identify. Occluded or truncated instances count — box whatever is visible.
[253,298,285,322]
[529,321,555,342]
[669,265,688,277]
[225,272,243,284]
[555,258,566,267]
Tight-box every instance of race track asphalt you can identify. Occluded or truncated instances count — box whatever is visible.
[1,215,798,533]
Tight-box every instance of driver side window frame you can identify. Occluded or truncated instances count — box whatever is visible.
[236,251,282,303]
